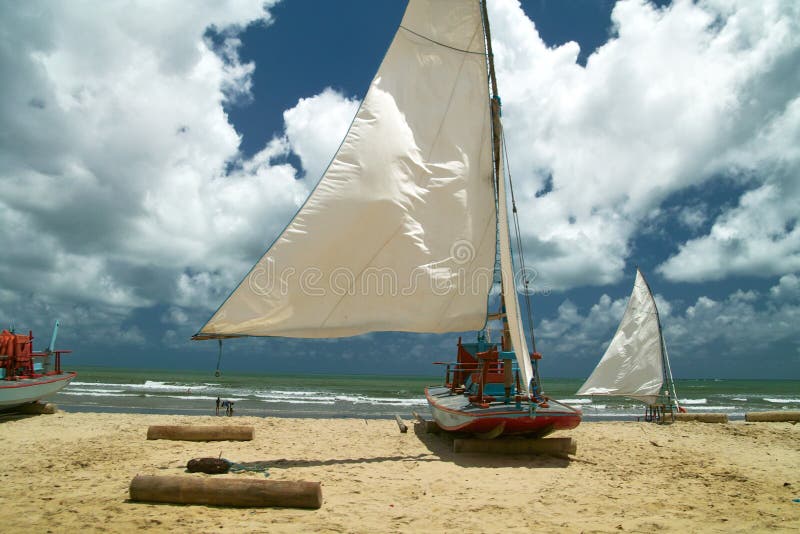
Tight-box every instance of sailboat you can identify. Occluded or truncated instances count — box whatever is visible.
[576,268,682,419]
[193,0,581,437]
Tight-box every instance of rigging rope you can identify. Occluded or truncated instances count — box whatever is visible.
[399,26,485,55]
[215,339,223,377]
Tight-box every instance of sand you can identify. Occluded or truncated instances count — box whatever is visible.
[0,412,798,533]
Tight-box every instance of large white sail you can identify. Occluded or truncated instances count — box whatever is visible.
[576,269,665,404]
[196,0,497,339]
[496,156,534,394]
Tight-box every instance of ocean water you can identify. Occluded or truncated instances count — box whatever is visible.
[50,367,800,421]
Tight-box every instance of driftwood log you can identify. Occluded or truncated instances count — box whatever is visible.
[745,411,800,423]
[672,413,728,423]
[146,425,254,441]
[394,415,408,433]
[129,475,322,509]
[453,437,577,455]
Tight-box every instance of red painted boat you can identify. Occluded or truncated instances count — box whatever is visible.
[0,323,76,411]
[426,336,581,438]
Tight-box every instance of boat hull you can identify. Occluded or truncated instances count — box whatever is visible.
[425,385,581,437]
[0,372,77,410]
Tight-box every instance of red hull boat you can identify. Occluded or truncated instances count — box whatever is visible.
[0,323,75,411]
[426,337,581,438]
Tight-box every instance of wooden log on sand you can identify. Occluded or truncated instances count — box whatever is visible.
[16,402,56,415]
[395,415,408,433]
[129,475,322,509]
[672,413,728,423]
[411,411,440,433]
[745,411,800,423]
[453,437,577,456]
[146,425,254,441]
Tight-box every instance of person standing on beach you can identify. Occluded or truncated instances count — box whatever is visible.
[228,401,235,417]
[215,397,220,415]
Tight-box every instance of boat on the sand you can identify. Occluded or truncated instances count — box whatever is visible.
[0,321,76,411]
[193,0,581,438]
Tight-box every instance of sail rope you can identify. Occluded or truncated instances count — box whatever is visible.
[399,26,485,55]
[215,339,223,377]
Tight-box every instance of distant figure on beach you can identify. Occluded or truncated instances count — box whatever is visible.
[215,397,220,415]
[228,401,235,417]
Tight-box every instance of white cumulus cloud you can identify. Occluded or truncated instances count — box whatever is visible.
[0,0,359,346]
[489,0,800,288]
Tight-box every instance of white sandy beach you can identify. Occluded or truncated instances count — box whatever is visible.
[0,412,798,533]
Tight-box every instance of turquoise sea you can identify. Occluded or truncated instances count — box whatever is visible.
[52,367,800,421]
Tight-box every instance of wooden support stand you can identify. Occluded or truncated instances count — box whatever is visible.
[16,402,56,415]
[453,437,577,456]
[411,411,440,433]
[129,475,322,509]
[745,411,800,423]
[671,413,728,423]
[146,425,254,441]
[394,415,408,433]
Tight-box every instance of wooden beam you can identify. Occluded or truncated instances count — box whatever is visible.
[395,415,408,433]
[129,475,322,509]
[411,411,440,433]
[671,413,728,423]
[745,411,800,422]
[146,425,254,441]
[453,437,577,455]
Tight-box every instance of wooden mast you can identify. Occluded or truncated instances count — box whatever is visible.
[480,0,512,352]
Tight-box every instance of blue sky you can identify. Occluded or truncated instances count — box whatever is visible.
[1,0,798,379]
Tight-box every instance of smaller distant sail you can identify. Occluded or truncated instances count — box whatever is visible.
[577,269,665,405]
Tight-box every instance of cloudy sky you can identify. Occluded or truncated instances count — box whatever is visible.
[1,0,798,378]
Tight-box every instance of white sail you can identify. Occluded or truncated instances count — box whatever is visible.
[496,156,533,394]
[576,269,665,404]
[197,0,497,339]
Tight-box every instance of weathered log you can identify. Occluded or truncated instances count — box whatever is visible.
[453,437,577,455]
[146,425,254,441]
[395,415,408,433]
[411,411,440,433]
[129,475,322,509]
[745,411,800,423]
[672,413,728,423]
[16,402,56,415]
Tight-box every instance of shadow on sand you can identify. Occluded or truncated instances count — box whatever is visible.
[229,422,571,471]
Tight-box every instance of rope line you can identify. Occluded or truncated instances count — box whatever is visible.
[400,26,485,55]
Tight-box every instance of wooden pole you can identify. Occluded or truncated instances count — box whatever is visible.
[394,415,408,433]
[745,411,800,422]
[503,358,513,400]
[146,425,254,441]
[453,437,577,456]
[671,413,728,423]
[129,475,322,509]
